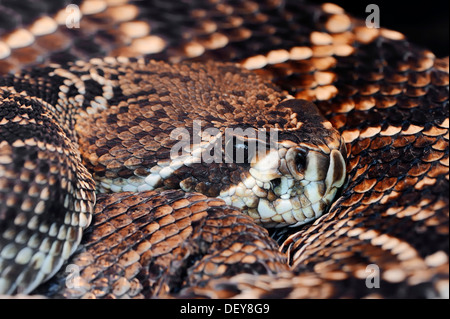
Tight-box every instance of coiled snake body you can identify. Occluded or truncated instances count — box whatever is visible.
[0,0,448,298]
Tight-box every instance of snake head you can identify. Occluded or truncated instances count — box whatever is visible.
[220,99,347,227]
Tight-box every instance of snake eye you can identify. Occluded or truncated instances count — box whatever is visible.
[225,136,250,164]
[234,138,249,164]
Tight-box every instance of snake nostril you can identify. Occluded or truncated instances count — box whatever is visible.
[272,178,282,189]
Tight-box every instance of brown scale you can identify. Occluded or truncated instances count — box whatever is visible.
[0,89,96,294]
[36,190,286,298]
[73,60,306,192]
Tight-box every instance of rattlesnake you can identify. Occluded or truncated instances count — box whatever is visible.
[0,0,448,298]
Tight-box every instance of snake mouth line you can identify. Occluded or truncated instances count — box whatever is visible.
[218,144,347,227]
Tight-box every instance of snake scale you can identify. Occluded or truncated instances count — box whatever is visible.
[0,0,448,298]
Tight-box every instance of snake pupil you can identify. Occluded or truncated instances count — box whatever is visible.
[232,137,249,164]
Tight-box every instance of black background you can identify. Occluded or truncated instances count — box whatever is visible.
[309,0,449,58]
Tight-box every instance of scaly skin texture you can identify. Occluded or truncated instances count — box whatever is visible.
[1,57,345,295]
[0,0,448,298]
